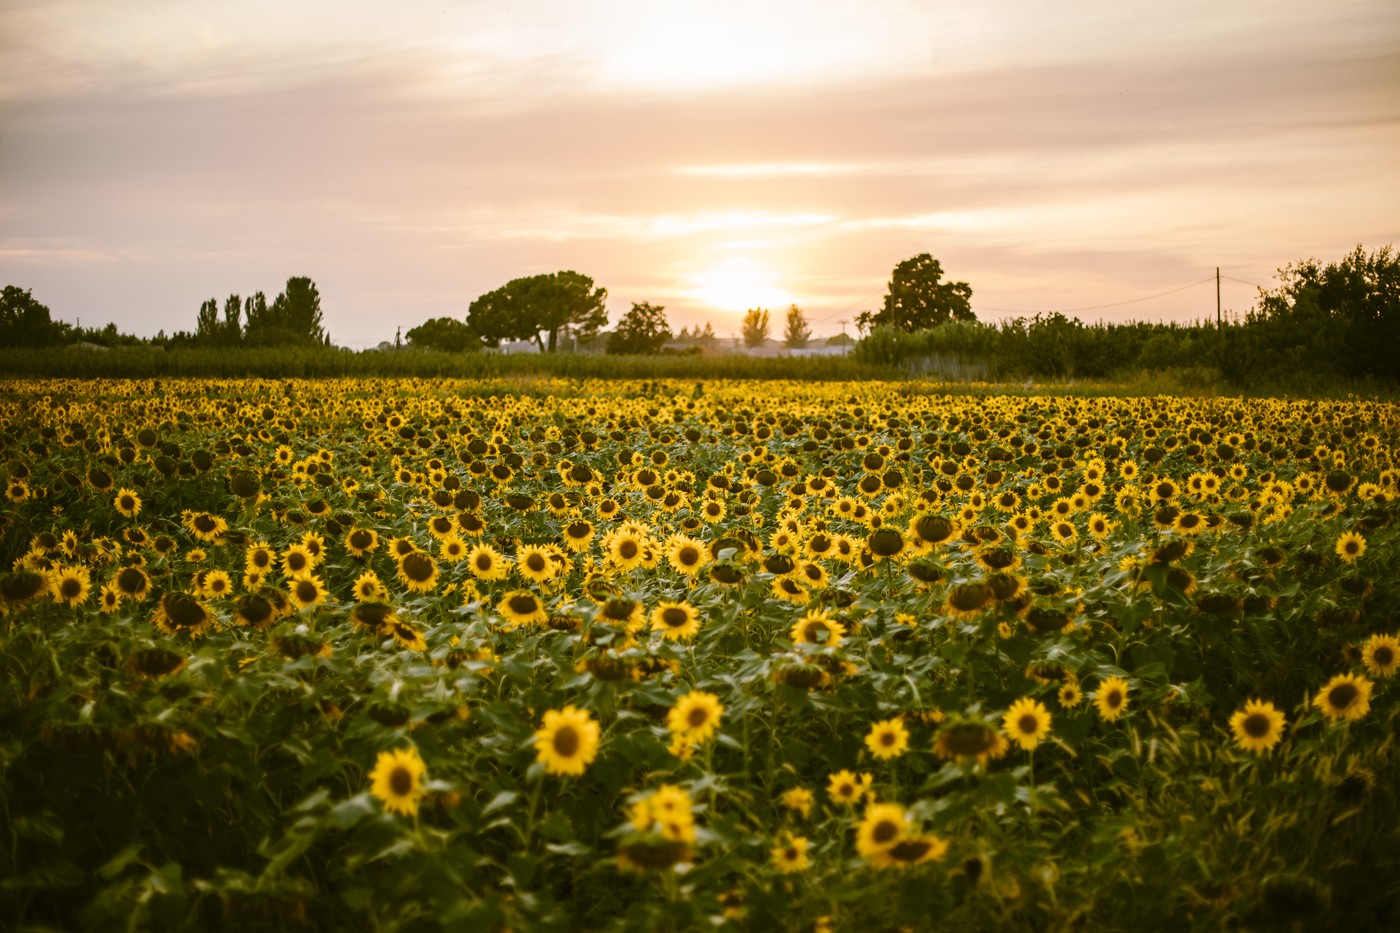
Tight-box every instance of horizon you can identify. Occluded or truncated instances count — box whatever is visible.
[3,1,1398,345]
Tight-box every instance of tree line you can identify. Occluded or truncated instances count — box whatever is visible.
[4,246,1396,388]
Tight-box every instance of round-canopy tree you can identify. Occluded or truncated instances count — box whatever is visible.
[858,254,974,332]
[468,271,607,352]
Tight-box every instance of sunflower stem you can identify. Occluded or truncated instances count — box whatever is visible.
[523,772,545,851]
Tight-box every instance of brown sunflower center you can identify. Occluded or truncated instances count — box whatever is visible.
[1328,683,1358,709]
[871,819,900,845]
[508,594,539,615]
[389,766,414,797]
[553,725,580,757]
[661,607,689,628]
[1242,713,1272,738]
[1018,714,1040,735]
[889,839,933,862]
[686,706,710,728]
[401,553,435,582]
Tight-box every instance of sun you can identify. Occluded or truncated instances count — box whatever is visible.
[689,259,792,314]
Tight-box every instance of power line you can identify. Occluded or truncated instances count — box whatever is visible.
[972,275,1218,316]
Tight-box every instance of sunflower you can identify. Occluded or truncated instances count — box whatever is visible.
[350,601,397,633]
[650,600,702,641]
[112,565,152,600]
[534,705,601,777]
[1361,633,1400,677]
[1058,682,1084,709]
[867,528,905,560]
[872,834,950,870]
[561,519,596,552]
[235,593,280,628]
[153,592,213,637]
[667,690,724,744]
[244,542,277,575]
[467,543,510,581]
[864,717,910,760]
[352,570,388,603]
[299,532,327,564]
[771,834,810,873]
[1313,673,1372,722]
[184,511,228,543]
[438,536,468,564]
[1094,676,1131,722]
[1228,699,1287,753]
[113,488,142,518]
[771,576,810,605]
[281,544,315,578]
[515,545,558,584]
[197,569,234,600]
[4,480,29,503]
[946,582,993,616]
[389,618,428,651]
[98,583,122,614]
[344,527,379,558]
[855,803,908,860]
[605,529,649,573]
[498,589,548,628]
[666,535,709,575]
[369,746,426,817]
[49,565,91,608]
[790,609,845,648]
[1335,530,1366,563]
[396,551,440,593]
[933,720,1008,764]
[1002,697,1052,751]
[827,769,873,807]
[780,786,814,818]
[286,574,329,611]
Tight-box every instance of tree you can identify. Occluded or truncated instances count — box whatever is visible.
[222,293,243,346]
[196,297,220,344]
[405,317,480,352]
[783,304,812,348]
[1250,244,1399,382]
[741,308,770,347]
[857,253,974,332]
[0,285,64,347]
[468,271,608,351]
[243,278,325,347]
[607,301,672,354]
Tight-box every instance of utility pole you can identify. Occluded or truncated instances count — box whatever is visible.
[395,325,401,349]
[1216,267,1221,333]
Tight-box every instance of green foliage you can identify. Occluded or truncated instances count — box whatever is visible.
[857,253,975,332]
[606,301,672,355]
[0,380,1397,930]
[404,317,480,353]
[468,271,608,351]
[782,305,812,349]
[741,308,770,347]
[0,286,65,348]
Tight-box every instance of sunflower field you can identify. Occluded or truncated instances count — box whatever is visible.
[2,377,1398,931]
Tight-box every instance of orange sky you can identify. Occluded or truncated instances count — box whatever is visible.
[2,0,1398,343]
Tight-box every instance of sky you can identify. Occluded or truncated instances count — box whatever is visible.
[2,0,1398,345]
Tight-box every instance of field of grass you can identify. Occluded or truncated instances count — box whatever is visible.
[2,378,1397,930]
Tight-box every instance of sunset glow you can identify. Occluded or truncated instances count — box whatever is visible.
[1,0,1396,343]
[688,259,795,315]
